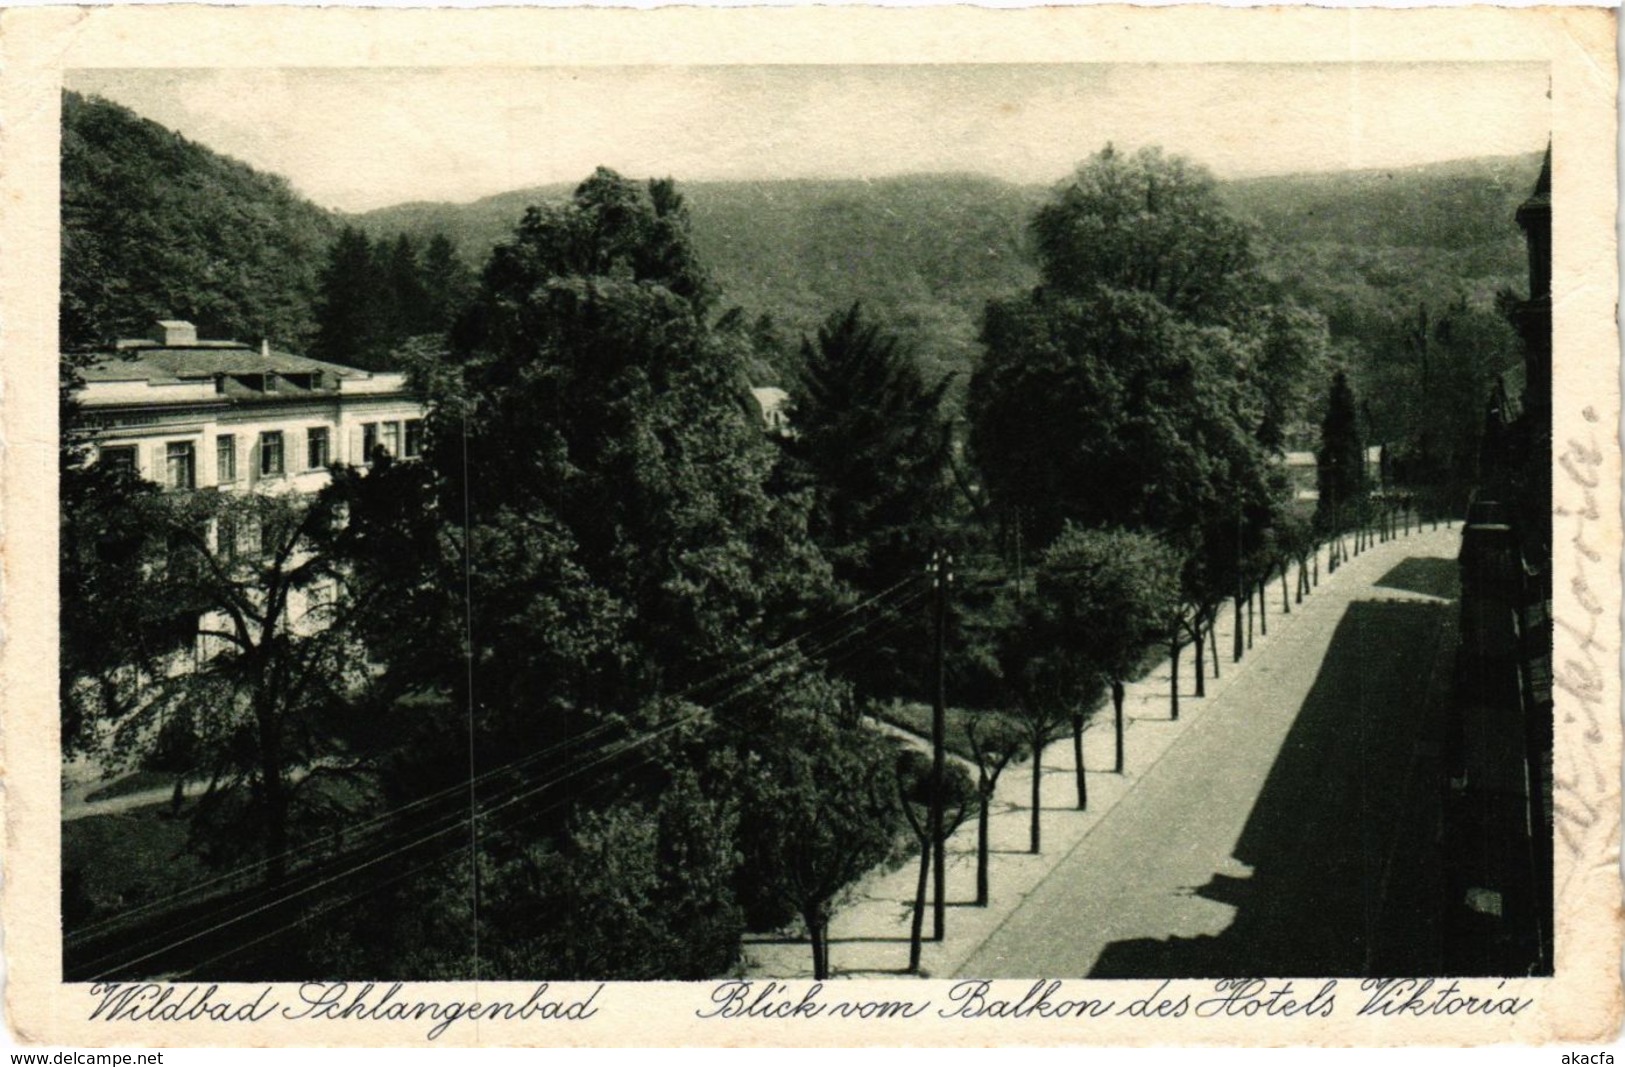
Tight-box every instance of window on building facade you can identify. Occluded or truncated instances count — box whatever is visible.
[381,421,401,458]
[166,441,196,490]
[264,373,279,393]
[216,512,238,562]
[404,419,425,459]
[100,445,138,474]
[307,426,330,469]
[216,435,237,484]
[260,431,285,477]
[362,422,378,463]
[236,516,260,560]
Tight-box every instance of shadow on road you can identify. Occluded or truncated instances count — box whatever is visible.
[1374,557,1461,600]
[1090,596,1454,978]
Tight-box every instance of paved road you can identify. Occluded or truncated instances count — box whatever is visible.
[957,529,1461,978]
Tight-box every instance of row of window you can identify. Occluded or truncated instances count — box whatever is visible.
[102,419,424,489]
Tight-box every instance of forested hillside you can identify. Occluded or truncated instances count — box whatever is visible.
[62,85,1542,418]
[61,92,334,350]
[1223,154,1543,338]
[355,154,1543,393]
[357,175,1043,392]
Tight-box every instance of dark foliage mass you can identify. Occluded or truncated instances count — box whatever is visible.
[782,302,957,700]
[311,229,473,369]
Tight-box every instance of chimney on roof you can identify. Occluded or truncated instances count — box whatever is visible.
[262,338,270,358]
[156,320,198,347]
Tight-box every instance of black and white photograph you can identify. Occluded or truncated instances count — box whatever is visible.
[50,58,1559,986]
[2,4,1617,1049]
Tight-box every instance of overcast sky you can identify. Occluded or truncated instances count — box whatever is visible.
[67,64,1549,214]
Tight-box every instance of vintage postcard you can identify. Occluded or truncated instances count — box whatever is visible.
[1,3,1618,1049]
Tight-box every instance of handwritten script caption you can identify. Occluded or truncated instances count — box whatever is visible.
[694,978,1533,1022]
[86,981,601,1040]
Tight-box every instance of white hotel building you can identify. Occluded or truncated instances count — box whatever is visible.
[71,320,427,684]
[77,319,425,494]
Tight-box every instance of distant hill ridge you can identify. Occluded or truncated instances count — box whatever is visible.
[352,152,1543,387]
[354,153,1543,267]
[63,89,1543,394]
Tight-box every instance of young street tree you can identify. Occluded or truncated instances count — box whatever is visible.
[895,748,976,973]
[735,714,902,981]
[965,585,1097,852]
[1036,526,1182,777]
[964,710,1026,906]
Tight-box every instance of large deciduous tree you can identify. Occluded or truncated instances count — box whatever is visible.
[972,286,1267,548]
[1029,144,1260,324]
[377,168,852,978]
[61,465,419,888]
[970,144,1323,733]
[435,167,829,723]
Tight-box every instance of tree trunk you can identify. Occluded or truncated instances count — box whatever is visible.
[1169,626,1181,720]
[1208,607,1221,678]
[1192,619,1206,697]
[807,908,829,980]
[1257,578,1267,636]
[1313,547,1320,585]
[1233,591,1244,662]
[258,698,288,887]
[976,784,991,907]
[1280,563,1291,614]
[1245,588,1254,649]
[1112,681,1126,774]
[908,842,930,972]
[1072,713,1087,810]
[1030,730,1043,853]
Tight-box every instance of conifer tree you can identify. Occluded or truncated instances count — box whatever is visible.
[787,302,953,697]
[1315,370,1366,536]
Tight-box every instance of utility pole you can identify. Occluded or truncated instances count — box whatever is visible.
[930,548,952,943]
